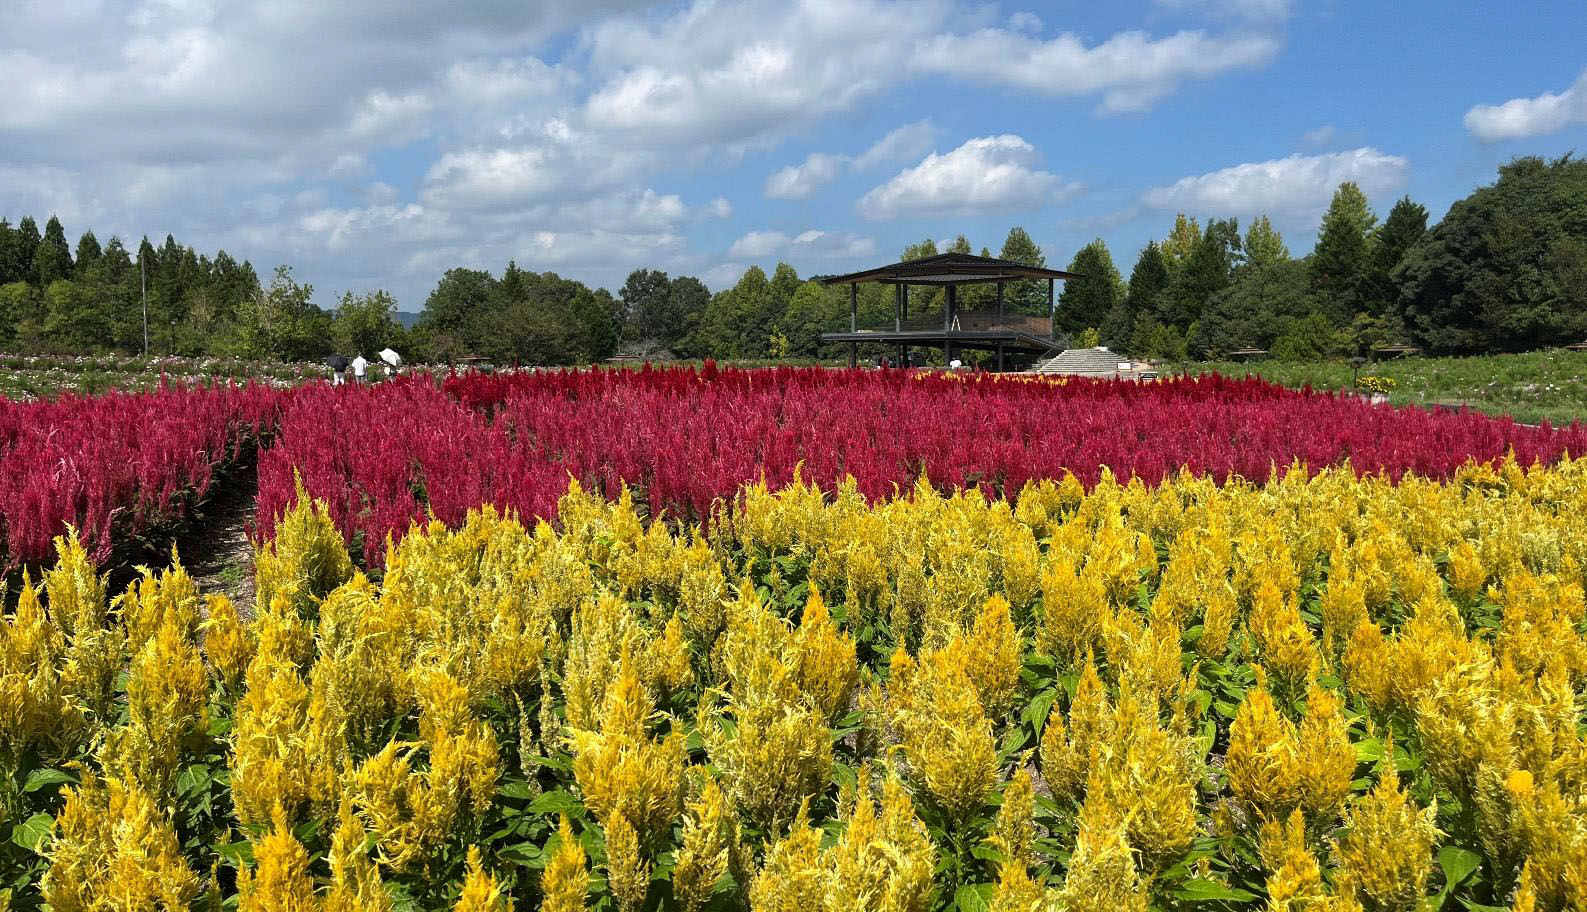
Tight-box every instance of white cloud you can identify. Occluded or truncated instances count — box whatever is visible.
[764,152,848,199]
[1140,148,1409,222]
[856,135,1081,221]
[851,120,937,171]
[1155,0,1293,22]
[1301,125,1335,146]
[704,197,733,219]
[728,228,876,259]
[1464,69,1587,142]
[913,27,1280,113]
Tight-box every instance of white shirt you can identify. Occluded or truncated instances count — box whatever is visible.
[351,356,369,377]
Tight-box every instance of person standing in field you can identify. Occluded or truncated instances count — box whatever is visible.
[351,353,369,384]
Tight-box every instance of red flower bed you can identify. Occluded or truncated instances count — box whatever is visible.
[0,383,284,570]
[255,366,1587,566]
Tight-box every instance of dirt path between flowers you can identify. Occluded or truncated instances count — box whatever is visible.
[175,468,258,615]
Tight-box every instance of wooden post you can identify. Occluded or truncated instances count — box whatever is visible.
[1047,278,1056,339]
[997,342,1005,373]
[849,282,858,368]
[902,285,910,367]
[997,281,1005,323]
[945,284,958,363]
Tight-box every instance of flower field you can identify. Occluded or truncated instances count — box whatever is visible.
[0,383,283,571]
[4,460,1587,910]
[2,367,1587,911]
[258,366,1587,566]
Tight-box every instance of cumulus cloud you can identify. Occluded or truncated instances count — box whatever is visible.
[728,228,876,259]
[0,0,1295,305]
[913,27,1280,113]
[1464,68,1587,142]
[1301,125,1336,146]
[1140,148,1409,222]
[856,135,1081,221]
[765,153,849,199]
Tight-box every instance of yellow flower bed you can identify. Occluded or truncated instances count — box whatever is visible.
[4,460,1587,910]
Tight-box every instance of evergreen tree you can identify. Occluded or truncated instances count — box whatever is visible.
[0,219,19,285]
[15,217,41,283]
[779,281,845,357]
[1362,196,1428,317]
[901,238,938,261]
[999,226,1049,313]
[1102,242,1170,349]
[75,231,103,273]
[1310,182,1378,322]
[1164,219,1240,328]
[1056,239,1124,336]
[1242,216,1290,273]
[34,216,73,286]
[666,276,709,350]
[948,235,972,255]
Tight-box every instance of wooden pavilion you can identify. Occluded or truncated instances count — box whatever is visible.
[818,252,1079,371]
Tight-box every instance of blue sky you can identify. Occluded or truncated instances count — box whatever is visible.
[3,0,1585,309]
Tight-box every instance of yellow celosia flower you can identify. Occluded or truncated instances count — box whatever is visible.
[42,773,200,912]
[254,475,354,620]
[671,775,737,912]
[1226,672,1303,823]
[201,592,254,691]
[1259,809,1325,912]
[890,644,999,822]
[1333,754,1438,912]
[453,846,513,912]
[1058,788,1149,912]
[236,805,319,912]
[604,813,650,912]
[1297,685,1357,823]
[541,816,590,912]
[568,648,686,846]
[993,764,1037,868]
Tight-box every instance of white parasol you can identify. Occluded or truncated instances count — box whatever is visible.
[378,348,402,367]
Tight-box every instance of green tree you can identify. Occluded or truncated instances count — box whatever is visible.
[0,283,35,346]
[1310,182,1378,321]
[43,279,110,349]
[667,276,710,350]
[1103,242,1170,349]
[1397,155,1587,353]
[1359,196,1428,317]
[1188,259,1316,358]
[14,217,41,284]
[1161,214,1201,270]
[34,215,72,286]
[947,235,972,255]
[233,265,326,360]
[901,238,938,261]
[779,281,844,357]
[74,231,102,273]
[999,226,1049,314]
[1164,218,1240,328]
[620,268,674,345]
[417,268,497,343]
[1056,239,1123,336]
[1242,216,1290,273]
[332,289,402,357]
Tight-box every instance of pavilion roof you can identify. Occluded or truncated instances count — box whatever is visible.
[819,252,1079,286]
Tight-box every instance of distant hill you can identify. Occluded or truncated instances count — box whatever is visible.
[396,311,422,330]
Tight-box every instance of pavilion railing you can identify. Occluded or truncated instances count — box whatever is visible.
[859,309,1051,336]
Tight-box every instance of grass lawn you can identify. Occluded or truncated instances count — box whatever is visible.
[1187,349,1587,426]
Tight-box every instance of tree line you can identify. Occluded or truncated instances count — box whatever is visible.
[1059,154,1587,360]
[5,155,1583,365]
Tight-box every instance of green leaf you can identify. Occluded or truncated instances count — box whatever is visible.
[11,812,54,852]
[22,767,76,793]
[529,789,584,817]
[954,883,995,912]
[498,780,536,800]
[1438,846,1481,888]
[1169,878,1259,902]
[215,839,255,866]
[1025,688,1059,736]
